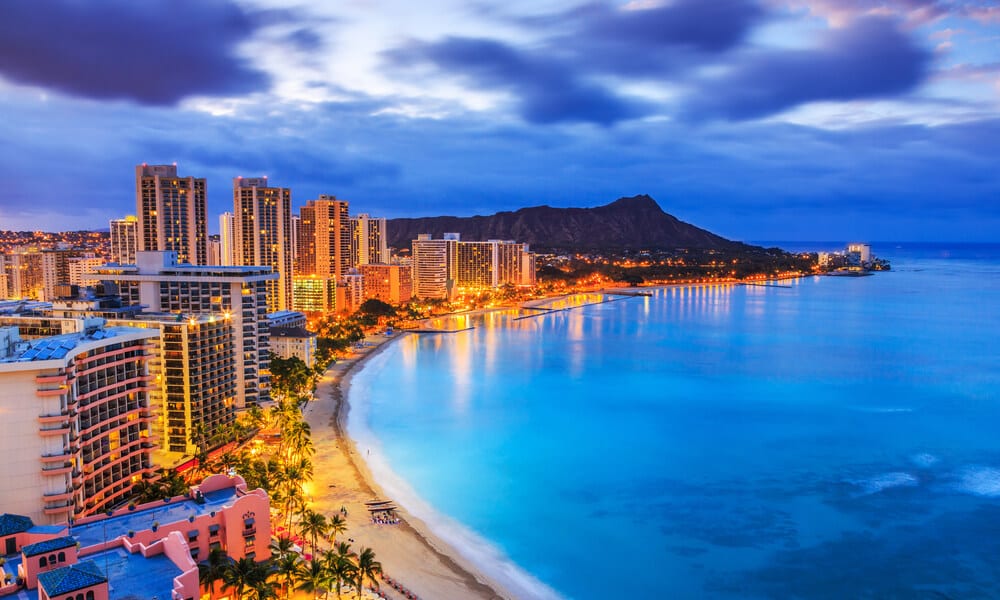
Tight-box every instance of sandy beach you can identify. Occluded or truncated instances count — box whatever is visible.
[301,332,512,600]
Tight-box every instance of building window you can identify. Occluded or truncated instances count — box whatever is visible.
[58,551,65,562]
[39,557,47,567]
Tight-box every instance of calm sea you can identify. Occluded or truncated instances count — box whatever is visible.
[348,243,1000,599]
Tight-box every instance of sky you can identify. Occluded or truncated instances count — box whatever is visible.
[0,0,998,242]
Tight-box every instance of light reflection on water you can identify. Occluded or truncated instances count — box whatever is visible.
[361,252,1000,599]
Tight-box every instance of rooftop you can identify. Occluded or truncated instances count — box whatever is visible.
[70,487,239,548]
[94,546,179,600]
[0,325,147,364]
[0,513,34,536]
[22,536,76,557]
[37,560,106,596]
[269,326,316,339]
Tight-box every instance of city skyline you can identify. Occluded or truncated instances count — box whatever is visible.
[0,0,998,242]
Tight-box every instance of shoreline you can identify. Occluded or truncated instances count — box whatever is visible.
[302,333,513,600]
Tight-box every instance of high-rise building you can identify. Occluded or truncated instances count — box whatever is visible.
[233,177,293,312]
[89,251,277,407]
[411,233,459,300]
[41,248,93,301]
[360,264,412,304]
[455,239,534,291]
[0,299,237,465]
[296,196,351,282]
[342,269,364,312]
[114,314,236,461]
[291,214,301,267]
[219,211,235,266]
[350,213,388,267]
[0,322,159,523]
[135,164,208,265]
[291,275,337,314]
[207,237,222,265]
[109,215,138,265]
[3,248,44,300]
[67,257,105,287]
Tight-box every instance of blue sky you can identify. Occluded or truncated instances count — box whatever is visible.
[0,0,997,241]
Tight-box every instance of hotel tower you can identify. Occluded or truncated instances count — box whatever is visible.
[233,177,293,312]
[135,164,209,266]
[0,322,159,523]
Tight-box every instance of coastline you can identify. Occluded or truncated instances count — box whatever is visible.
[302,332,514,600]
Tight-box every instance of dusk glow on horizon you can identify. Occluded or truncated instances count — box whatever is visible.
[0,0,997,241]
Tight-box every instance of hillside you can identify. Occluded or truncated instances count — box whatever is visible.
[386,195,744,251]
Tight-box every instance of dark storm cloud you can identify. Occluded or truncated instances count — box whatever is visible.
[683,17,932,120]
[386,2,933,124]
[558,0,762,53]
[386,37,646,125]
[536,0,763,78]
[0,0,273,105]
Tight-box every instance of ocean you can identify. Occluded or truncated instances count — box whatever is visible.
[348,243,1000,599]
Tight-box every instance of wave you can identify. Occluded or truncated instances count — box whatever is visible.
[952,467,1000,498]
[850,472,919,495]
[850,406,914,414]
[911,453,939,468]
[348,346,563,600]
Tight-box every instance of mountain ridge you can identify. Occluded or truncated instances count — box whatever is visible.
[387,195,745,251]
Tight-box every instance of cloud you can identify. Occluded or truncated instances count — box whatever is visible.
[683,16,932,120]
[566,0,762,53]
[0,0,273,105]
[385,36,646,125]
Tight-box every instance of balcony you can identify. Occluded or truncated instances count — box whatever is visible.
[36,373,68,384]
[43,490,73,502]
[40,452,72,463]
[43,502,74,516]
[38,413,69,425]
[41,462,73,475]
[36,387,68,398]
[39,425,71,437]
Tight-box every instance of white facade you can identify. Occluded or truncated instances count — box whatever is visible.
[0,324,159,523]
[88,251,277,407]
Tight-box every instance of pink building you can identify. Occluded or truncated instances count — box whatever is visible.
[1,474,271,600]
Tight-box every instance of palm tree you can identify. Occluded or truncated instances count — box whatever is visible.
[198,547,233,597]
[327,514,347,544]
[283,421,313,461]
[273,551,302,600]
[295,558,330,599]
[299,509,329,553]
[270,535,296,559]
[223,557,270,599]
[354,547,382,600]
[324,544,356,600]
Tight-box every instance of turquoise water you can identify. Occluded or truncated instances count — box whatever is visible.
[349,244,1000,599]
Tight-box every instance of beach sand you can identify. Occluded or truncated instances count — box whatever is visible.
[301,332,511,600]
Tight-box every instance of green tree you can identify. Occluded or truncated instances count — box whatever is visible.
[222,557,270,599]
[273,551,302,600]
[325,544,357,600]
[299,509,329,553]
[270,354,316,399]
[198,548,233,597]
[327,514,347,544]
[295,558,330,599]
[354,547,382,600]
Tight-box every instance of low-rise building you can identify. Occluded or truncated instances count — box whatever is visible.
[269,326,318,368]
[0,474,270,600]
